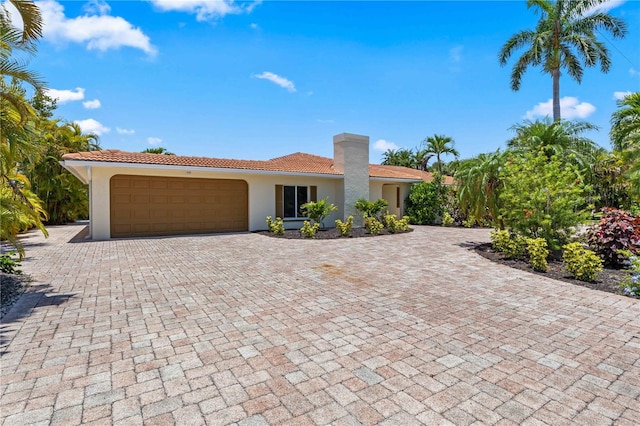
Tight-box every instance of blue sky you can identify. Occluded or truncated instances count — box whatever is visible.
[26,0,640,163]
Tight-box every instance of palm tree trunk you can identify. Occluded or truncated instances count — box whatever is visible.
[552,67,561,121]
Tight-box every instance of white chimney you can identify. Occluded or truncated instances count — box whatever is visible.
[333,133,370,227]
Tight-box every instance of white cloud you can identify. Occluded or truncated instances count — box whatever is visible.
[250,23,259,29]
[584,0,625,15]
[74,118,110,135]
[39,0,157,55]
[316,119,334,124]
[373,139,400,152]
[254,71,296,93]
[149,0,261,21]
[630,68,640,77]
[613,91,632,100]
[147,137,163,146]
[525,97,596,120]
[44,87,85,103]
[83,0,111,15]
[116,127,135,135]
[449,45,463,63]
[82,99,101,109]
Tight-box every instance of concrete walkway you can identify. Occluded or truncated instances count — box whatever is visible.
[1,224,639,425]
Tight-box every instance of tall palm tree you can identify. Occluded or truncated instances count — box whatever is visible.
[381,148,416,168]
[499,0,627,121]
[422,134,459,175]
[610,92,640,153]
[454,150,509,227]
[142,147,175,155]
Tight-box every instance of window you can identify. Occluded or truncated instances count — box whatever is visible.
[276,185,317,218]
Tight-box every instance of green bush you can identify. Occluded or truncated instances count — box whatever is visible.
[384,214,410,233]
[405,175,446,225]
[354,198,388,221]
[490,229,526,259]
[562,242,603,282]
[526,237,549,272]
[300,220,320,238]
[0,252,22,275]
[499,151,592,251]
[365,217,384,235]
[442,211,454,227]
[335,215,353,237]
[266,216,285,236]
[300,198,338,228]
[462,215,476,228]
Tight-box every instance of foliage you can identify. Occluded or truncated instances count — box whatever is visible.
[300,220,320,238]
[490,229,526,260]
[354,198,388,221]
[441,211,454,227]
[586,208,640,267]
[563,242,603,282]
[300,197,338,228]
[526,237,549,272]
[455,150,507,228]
[499,150,592,251]
[22,117,99,224]
[498,0,627,121]
[592,151,632,210]
[0,251,22,274]
[384,214,410,233]
[265,216,284,236]
[610,92,640,153]
[405,175,446,225]
[421,134,459,176]
[619,250,640,298]
[364,217,384,235]
[335,215,353,237]
[142,147,175,155]
[507,118,599,173]
[462,215,476,228]
[381,148,427,170]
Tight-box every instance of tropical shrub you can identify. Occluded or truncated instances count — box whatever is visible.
[300,221,320,238]
[266,216,285,235]
[490,230,526,260]
[586,208,640,267]
[499,151,592,251]
[335,215,353,237]
[365,217,384,235]
[385,214,410,233]
[405,175,446,225]
[462,215,476,228]
[563,242,603,282]
[354,198,388,221]
[526,237,549,272]
[300,198,338,228]
[441,211,454,227]
[619,251,640,298]
[0,252,22,275]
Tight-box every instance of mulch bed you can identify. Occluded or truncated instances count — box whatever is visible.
[0,272,30,319]
[474,243,628,296]
[255,227,413,239]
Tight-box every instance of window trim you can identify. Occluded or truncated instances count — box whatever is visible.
[275,184,317,219]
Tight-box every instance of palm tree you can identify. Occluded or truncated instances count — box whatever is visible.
[610,92,640,153]
[422,134,459,175]
[507,118,599,172]
[498,0,627,121]
[142,147,175,155]
[454,150,509,227]
[381,148,416,168]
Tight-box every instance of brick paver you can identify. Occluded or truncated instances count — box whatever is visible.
[1,223,639,425]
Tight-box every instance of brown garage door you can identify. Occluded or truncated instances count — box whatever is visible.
[110,175,248,238]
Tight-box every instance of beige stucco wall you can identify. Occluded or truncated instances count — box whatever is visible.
[86,166,342,239]
[370,181,412,217]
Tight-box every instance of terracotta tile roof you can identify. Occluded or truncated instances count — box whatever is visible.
[62,150,451,183]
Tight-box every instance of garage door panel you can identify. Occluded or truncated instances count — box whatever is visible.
[110,175,248,238]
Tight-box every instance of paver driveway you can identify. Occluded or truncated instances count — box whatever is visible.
[1,224,639,425]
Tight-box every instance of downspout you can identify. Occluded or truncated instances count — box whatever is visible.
[87,166,92,239]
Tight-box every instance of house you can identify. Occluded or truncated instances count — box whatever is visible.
[61,133,448,240]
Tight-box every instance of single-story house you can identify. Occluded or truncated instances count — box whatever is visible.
[61,133,450,240]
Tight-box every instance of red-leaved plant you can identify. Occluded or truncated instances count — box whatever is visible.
[587,208,640,267]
